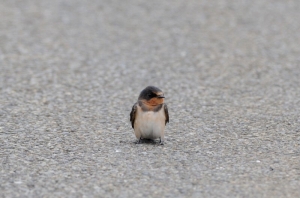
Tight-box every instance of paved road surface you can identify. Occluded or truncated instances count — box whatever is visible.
[1,0,299,197]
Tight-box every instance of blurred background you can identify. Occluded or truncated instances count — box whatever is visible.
[1,0,299,197]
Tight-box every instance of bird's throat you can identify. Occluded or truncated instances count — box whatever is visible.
[143,98,164,106]
[139,99,164,112]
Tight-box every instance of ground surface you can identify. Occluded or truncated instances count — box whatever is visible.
[1,0,300,197]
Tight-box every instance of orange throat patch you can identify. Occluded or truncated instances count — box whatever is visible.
[140,98,164,111]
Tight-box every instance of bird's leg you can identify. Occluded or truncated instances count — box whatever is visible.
[159,137,164,145]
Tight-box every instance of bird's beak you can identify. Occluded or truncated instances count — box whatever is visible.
[157,95,165,98]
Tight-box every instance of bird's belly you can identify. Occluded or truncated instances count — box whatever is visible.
[135,111,165,139]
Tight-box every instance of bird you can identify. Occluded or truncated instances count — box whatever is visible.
[130,86,169,145]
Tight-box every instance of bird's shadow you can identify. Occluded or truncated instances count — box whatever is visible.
[135,139,161,145]
[133,139,160,145]
[119,139,163,145]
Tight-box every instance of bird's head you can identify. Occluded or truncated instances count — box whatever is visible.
[138,86,165,106]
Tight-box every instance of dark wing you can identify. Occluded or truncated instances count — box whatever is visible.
[164,104,169,125]
[130,102,138,128]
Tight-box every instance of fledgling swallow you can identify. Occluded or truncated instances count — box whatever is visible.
[130,86,169,145]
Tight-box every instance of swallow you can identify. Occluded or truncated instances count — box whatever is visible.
[130,86,169,145]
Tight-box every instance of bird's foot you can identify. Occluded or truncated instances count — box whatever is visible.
[159,138,164,145]
[135,138,142,144]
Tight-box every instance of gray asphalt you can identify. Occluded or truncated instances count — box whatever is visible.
[1,0,300,197]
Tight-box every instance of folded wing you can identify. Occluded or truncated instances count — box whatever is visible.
[164,104,169,125]
[130,102,138,128]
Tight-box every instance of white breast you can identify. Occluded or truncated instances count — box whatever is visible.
[134,106,166,140]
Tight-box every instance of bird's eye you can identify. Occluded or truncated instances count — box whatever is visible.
[148,93,155,98]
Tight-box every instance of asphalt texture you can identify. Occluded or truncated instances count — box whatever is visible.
[1,0,300,197]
